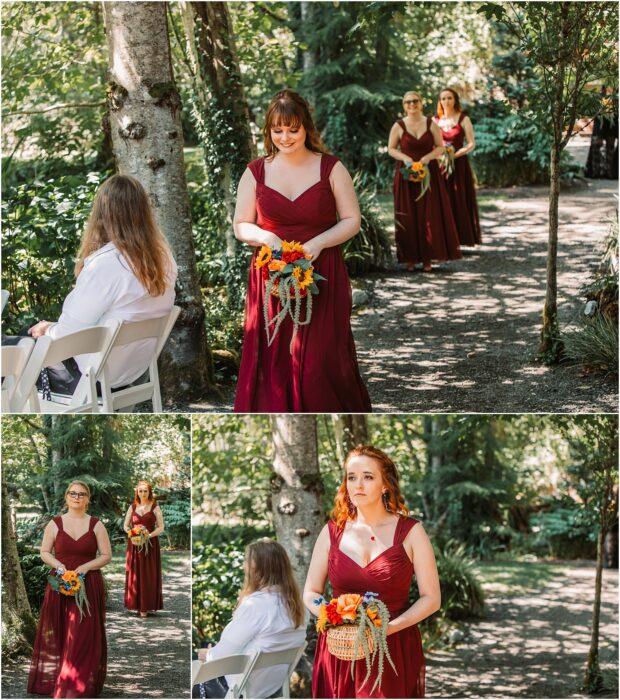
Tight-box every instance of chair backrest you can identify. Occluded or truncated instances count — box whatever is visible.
[237,643,307,698]
[11,321,120,413]
[1,338,35,412]
[98,306,180,413]
[192,653,255,687]
[1,289,9,313]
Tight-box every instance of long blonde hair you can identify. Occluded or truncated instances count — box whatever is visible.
[238,539,305,628]
[75,174,174,297]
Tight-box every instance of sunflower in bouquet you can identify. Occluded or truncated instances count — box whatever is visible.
[439,143,456,177]
[315,591,396,692]
[48,569,91,620]
[255,240,326,352]
[401,161,431,201]
[129,525,151,554]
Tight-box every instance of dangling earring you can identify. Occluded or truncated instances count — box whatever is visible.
[382,491,390,512]
[346,494,356,517]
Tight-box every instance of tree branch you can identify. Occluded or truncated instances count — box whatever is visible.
[5,101,105,117]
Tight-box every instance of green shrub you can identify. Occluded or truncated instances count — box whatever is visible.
[17,541,49,612]
[1,172,104,335]
[563,314,618,376]
[469,100,580,187]
[527,501,596,559]
[343,177,393,276]
[160,488,191,549]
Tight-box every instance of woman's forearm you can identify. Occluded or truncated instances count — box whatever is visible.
[303,589,324,617]
[234,222,280,248]
[424,146,444,163]
[80,553,111,572]
[455,142,474,158]
[149,526,164,537]
[311,216,360,252]
[41,551,63,569]
[388,593,441,634]
[388,148,411,163]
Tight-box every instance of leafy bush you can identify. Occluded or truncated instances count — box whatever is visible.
[1,172,103,335]
[17,541,49,612]
[343,177,393,276]
[469,100,580,187]
[526,500,596,559]
[160,488,191,549]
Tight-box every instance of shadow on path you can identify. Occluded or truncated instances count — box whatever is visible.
[427,561,619,698]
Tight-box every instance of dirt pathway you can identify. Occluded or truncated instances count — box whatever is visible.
[427,561,619,698]
[1,550,191,698]
[185,179,616,413]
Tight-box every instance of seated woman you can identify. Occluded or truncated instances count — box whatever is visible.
[3,174,177,395]
[194,540,307,699]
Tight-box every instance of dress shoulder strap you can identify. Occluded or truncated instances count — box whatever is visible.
[247,157,266,184]
[426,116,432,130]
[395,515,419,545]
[150,501,157,512]
[88,515,99,532]
[458,111,467,124]
[327,519,344,547]
[321,153,340,180]
[53,515,63,531]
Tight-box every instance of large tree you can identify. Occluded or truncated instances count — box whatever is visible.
[103,1,212,402]
[483,2,619,361]
[270,414,325,592]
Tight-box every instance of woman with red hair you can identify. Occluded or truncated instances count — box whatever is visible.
[123,480,164,617]
[233,89,371,413]
[304,446,440,698]
[433,88,481,246]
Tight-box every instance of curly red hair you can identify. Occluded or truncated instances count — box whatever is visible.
[330,445,409,530]
[133,480,156,506]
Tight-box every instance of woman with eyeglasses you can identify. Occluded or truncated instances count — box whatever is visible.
[433,88,481,246]
[28,481,111,698]
[388,91,461,272]
[123,480,164,618]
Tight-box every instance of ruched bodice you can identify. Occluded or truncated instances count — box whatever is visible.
[436,116,465,149]
[396,118,437,163]
[313,515,426,698]
[51,515,99,572]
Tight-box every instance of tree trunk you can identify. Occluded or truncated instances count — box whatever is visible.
[332,414,369,463]
[270,415,324,592]
[183,2,255,256]
[584,525,605,692]
[1,473,36,648]
[103,1,212,403]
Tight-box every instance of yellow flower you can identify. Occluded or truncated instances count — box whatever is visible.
[292,266,314,289]
[256,245,272,269]
[336,593,362,621]
[281,240,305,254]
[412,162,424,172]
[316,604,329,633]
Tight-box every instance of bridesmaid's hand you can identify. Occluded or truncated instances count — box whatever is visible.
[303,238,324,262]
[75,564,89,576]
[55,562,66,574]
[262,232,283,251]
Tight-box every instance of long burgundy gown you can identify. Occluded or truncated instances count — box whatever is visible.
[124,502,163,613]
[312,516,425,699]
[435,111,482,246]
[28,516,107,698]
[393,117,461,266]
[234,154,371,413]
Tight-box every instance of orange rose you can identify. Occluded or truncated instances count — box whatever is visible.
[412,162,424,172]
[268,259,287,272]
[336,593,362,621]
[366,607,383,628]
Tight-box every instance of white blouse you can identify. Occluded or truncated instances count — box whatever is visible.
[46,242,177,387]
[206,589,307,699]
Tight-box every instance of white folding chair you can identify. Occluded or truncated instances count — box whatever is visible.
[1,338,35,412]
[1,290,9,313]
[10,321,120,413]
[98,305,180,413]
[237,642,307,699]
[192,653,257,699]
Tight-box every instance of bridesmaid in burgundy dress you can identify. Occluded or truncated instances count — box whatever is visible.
[124,480,164,617]
[233,89,371,413]
[28,481,110,698]
[304,446,440,699]
[434,88,481,246]
[388,91,461,272]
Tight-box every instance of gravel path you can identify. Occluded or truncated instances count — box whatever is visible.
[1,550,191,699]
[427,561,619,698]
[184,178,617,413]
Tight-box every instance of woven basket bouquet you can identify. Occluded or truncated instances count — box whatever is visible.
[315,591,397,692]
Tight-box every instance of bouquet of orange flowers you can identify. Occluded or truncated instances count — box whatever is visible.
[439,143,456,177]
[401,161,431,201]
[255,240,326,352]
[129,525,151,554]
[48,569,90,620]
[315,591,396,692]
